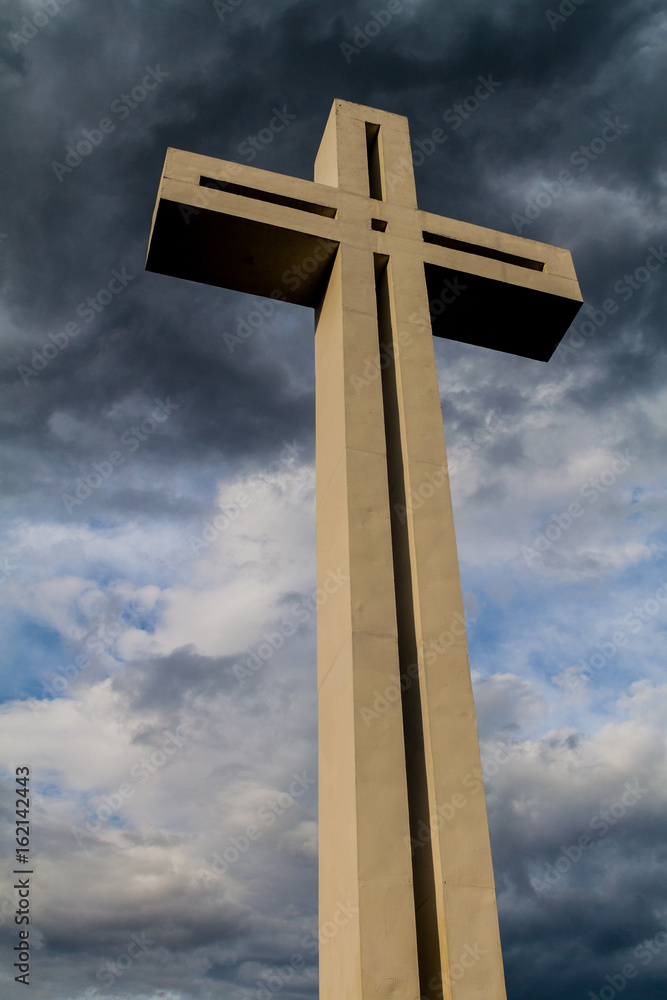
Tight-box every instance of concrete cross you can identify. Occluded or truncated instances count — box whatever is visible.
[146,98,582,1000]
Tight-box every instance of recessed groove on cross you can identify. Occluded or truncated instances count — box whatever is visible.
[375,251,444,993]
[199,176,338,218]
[146,98,582,1000]
[365,121,385,200]
[421,229,545,272]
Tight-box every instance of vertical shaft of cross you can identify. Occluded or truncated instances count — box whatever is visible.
[314,102,507,999]
[315,102,422,999]
[314,242,421,998]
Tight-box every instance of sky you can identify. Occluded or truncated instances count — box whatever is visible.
[0,1,666,998]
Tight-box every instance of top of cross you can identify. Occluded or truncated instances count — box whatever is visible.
[146,98,582,361]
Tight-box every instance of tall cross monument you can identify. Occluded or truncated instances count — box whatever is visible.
[146,99,582,1000]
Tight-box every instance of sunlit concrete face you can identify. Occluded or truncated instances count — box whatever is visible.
[147,98,582,999]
